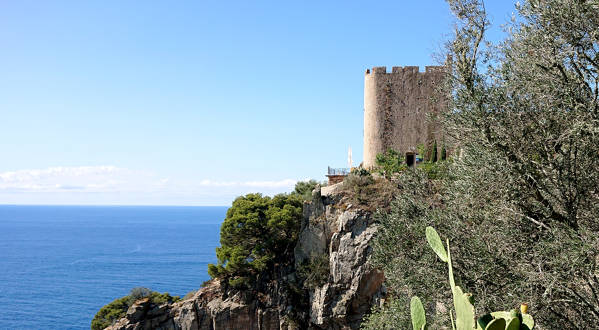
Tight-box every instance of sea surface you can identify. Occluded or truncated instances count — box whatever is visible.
[0,205,226,330]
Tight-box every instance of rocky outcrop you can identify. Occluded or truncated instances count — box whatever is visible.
[295,184,385,329]
[107,184,385,330]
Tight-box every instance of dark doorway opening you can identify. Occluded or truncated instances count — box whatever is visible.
[406,153,415,167]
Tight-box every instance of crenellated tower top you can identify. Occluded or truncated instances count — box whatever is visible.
[363,65,447,168]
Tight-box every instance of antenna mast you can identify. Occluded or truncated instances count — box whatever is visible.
[348,146,353,169]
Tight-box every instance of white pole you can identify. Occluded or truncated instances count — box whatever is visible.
[348,146,353,169]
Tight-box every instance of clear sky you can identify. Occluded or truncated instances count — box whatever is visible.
[0,1,516,206]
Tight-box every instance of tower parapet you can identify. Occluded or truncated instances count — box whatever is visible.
[363,65,446,168]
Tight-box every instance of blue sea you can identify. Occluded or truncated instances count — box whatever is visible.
[0,205,226,330]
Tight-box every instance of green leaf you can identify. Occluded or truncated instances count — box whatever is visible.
[522,313,535,329]
[453,286,476,330]
[410,296,427,330]
[426,226,448,262]
[506,316,520,330]
[477,313,493,329]
[485,318,506,330]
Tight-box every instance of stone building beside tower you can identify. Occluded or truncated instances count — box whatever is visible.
[363,65,447,168]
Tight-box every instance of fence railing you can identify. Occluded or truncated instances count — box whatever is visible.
[327,167,350,176]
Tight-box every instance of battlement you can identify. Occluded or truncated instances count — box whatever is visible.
[365,65,444,75]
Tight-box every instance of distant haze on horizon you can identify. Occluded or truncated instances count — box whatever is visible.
[0,1,516,205]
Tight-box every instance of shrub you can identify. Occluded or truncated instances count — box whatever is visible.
[344,169,374,190]
[149,291,180,305]
[91,296,130,330]
[297,253,330,289]
[375,149,406,177]
[342,169,398,212]
[342,169,375,205]
[293,179,322,201]
[361,298,406,330]
[129,287,151,301]
[208,193,303,287]
[408,227,535,330]
[418,161,448,180]
[91,289,180,330]
[440,144,447,161]
[182,290,196,300]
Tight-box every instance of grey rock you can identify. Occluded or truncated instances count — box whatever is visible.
[106,184,384,330]
[126,298,151,323]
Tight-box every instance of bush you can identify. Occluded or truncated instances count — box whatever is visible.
[375,149,406,177]
[293,180,323,201]
[149,291,180,305]
[361,298,407,330]
[364,170,449,329]
[297,253,330,289]
[208,193,303,287]
[91,296,130,330]
[182,290,197,300]
[342,170,375,205]
[342,168,398,212]
[418,161,448,180]
[440,144,447,161]
[91,288,180,330]
[129,287,151,301]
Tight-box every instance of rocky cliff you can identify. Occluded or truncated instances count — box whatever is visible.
[107,184,385,330]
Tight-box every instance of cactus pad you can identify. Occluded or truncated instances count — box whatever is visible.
[425,226,448,262]
[410,296,427,330]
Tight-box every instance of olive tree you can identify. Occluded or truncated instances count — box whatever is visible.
[365,1,599,328]
[444,0,599,326]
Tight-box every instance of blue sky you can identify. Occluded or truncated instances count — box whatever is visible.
[0,1,516,205]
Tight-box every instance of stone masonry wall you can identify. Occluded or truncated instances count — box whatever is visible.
[363,65,446,168]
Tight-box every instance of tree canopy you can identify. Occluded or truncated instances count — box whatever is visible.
[208,192,303,288]
[364,0,599,328]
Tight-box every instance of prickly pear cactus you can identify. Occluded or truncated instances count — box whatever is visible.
[485,318,506,330]
[410,296,427,330]
[489,308,534,330]
[425,226,448,262]
[410,227,535,330]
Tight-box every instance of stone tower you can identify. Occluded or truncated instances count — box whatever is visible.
[363,65,446,168]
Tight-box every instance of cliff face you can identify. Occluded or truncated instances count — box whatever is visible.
[107,184,384,330]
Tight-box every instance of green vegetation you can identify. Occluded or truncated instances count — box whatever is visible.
[297,253,330,289]
[93,179,319,327]
[410,227,534,330]
[182,290,197,300]
[207,181,314,288]
[440,143,447,161]
[92,296,130,330]
[375,148,406,178]
[417,144,428,162]
[364,0,599,328]
[342,168,398,212]
[293,179,323,201]
[91,287,180,330]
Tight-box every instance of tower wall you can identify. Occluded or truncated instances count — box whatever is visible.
[363,65,446,168]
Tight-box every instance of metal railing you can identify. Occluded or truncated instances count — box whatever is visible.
[327,167,350,176]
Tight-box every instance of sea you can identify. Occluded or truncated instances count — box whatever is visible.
[0,205,226,330]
